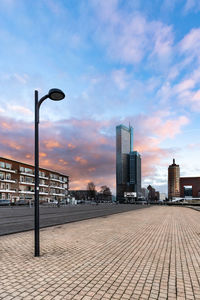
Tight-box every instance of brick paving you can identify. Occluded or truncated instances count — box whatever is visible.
[0,206,200,300]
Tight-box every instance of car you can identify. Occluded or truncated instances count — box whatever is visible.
[0,199,10,206]
[16,200,29,206]
[60,200,67,205]
[49,200,58,205]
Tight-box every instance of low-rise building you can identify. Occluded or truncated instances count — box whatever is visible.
[0,157,69,203]
[141,188,149,200]
[160,193,167,201]
[180,177,200,198]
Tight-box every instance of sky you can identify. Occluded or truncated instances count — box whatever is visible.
[0,0,200,194]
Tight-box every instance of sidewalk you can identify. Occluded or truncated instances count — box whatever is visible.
[0,206,200,300]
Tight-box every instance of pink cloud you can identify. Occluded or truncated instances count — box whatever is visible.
[74,156,88,166]
[44,140,63,149]
[0,112,189,193]
[174,79,195,93]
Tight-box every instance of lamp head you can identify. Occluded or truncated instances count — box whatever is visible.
[48,88,65,101]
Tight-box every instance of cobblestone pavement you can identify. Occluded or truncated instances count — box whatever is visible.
[0,206,200,300]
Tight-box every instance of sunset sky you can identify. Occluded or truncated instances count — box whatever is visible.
[0,0,200,194]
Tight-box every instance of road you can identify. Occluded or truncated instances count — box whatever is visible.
[0,204,149,235]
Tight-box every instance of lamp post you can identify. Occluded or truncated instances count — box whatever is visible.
[34,88,65,257]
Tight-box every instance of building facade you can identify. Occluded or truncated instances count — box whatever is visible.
[141,188,149,200]
[168,159,180,200]
[116,124,141,201]
[0,157,69,203]
[180,177,200,198]
[147,185,156,202]
[130,151,141,195]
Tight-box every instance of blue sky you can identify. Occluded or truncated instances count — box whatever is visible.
[0,0,200,194]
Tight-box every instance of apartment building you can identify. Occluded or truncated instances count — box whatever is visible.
[0,157,69,203]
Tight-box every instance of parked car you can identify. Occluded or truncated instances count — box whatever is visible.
[16,200,29,206]
[60,200,67,205]
[50,200,58,205]
[0,199,10,206]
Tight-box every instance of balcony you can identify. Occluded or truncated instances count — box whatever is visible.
[50,178,63,183]
[0,178,16,183]
[39,175,49,180]
[39,184,48,187]
[39,192,49,195]
[0,189,16,193]
[20,172,35,177]
[19,191,34,194]
[20,181,34,186]
[51,193,65,197]
[0,167,16,173]
[49,185,64,189]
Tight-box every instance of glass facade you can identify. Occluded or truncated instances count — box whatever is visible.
[116,124,141,201]
[130,151,141,194]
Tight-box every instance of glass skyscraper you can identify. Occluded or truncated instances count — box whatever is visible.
[116,124,141,202]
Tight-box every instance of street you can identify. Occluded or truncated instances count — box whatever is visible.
[0,203,148,235]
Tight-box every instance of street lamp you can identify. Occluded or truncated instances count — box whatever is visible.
[34,88,65,257]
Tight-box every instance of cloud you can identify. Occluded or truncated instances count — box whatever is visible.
[7,104,32,116]
[68,143,76,149]
[183,0,200,13]
[0,110,189,193]
[0,73,29,85]
[179,28,200,61]
[150,22,173,62]
[74,156,88,165]
[91,1,174,65]
[0,107,5,113]
[44,140,63,149]
[112,69,128,90]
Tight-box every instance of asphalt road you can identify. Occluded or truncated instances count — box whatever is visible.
[0,204,149,236]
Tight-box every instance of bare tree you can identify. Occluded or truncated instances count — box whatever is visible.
[99,185,112,202]
[100,185,111,196]
[87,182,96,200]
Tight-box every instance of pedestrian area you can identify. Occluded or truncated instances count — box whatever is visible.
[0,206,200,300]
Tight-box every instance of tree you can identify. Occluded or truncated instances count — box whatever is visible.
[87,182,96,200]
[100,185,111,196]
[99,185,112,202]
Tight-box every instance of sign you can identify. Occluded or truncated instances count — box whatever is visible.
[124,192,137,197]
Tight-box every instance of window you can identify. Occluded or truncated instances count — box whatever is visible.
[6,173,11,180]
[0,162,5,168]
[50,173,58,179]
[0,172,4,180]
[25,177,34,183]
[25,168,33,174]
[20,166,25,172]
[20,176,24,182]
[6,163,11,170]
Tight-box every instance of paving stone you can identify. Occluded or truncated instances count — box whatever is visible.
[0,207,200,299]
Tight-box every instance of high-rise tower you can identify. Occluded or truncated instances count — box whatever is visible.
[116,124,141,201]
[168,159,180,200]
